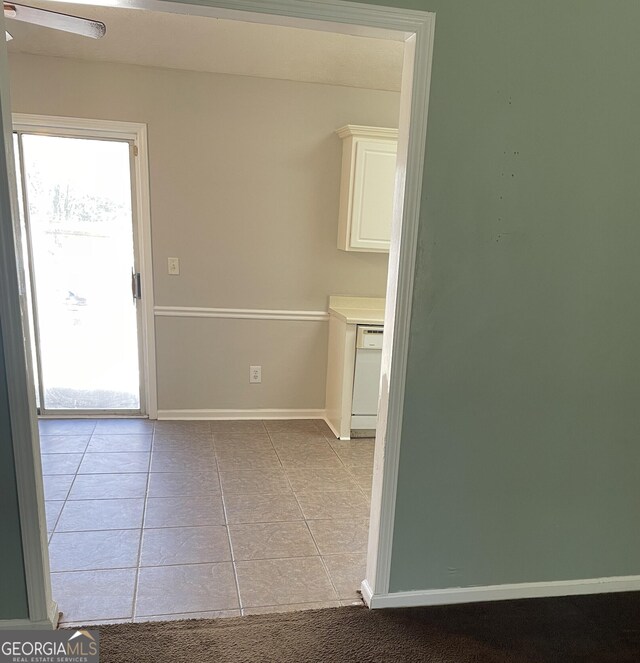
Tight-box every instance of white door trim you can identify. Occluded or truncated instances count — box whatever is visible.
[1,0,436,625]
[12,113,158,419]
[0,47,57,629]
[366,23,435,603]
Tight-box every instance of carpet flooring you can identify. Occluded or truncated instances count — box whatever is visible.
[73,592,640,663]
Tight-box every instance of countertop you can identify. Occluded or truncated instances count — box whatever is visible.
[328,296,385,325]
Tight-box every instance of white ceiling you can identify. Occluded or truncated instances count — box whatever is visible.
[6,2,404,91]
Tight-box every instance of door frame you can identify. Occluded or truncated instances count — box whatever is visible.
[0,0,435,628]
[12,114,158,420]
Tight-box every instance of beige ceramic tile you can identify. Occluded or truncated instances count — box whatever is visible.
[56,499,145,532]
[78,452,150,474]
[41,454,83,476]
[347,465,374,481]
[328,439,375,467]
[68,474,148,500]
[355,475,373,498]
[135,563,239,616]
[213,432,272,446]
[307,519,369,555]
[269,435,333,450]
[49,530,140,572]
[278,456,343,470]
[140,526,231,566]
[150,441,215,457]
[39,419,97,436]
[295,490,370,520]
[235,557,337,608]
[43,475,74,501]
[152,431,214,449]
[51,569,136,622]
[322,553,367,599]
[313,420,336,437]
[276,444,343,469]
[228,522,317,560]
[219,469,291,495]
[45,501,64,532]
[94,419,153,434]
[150,450,217,474]
[147,471,220,498]
[209,420,266,434]
[224,493,303,524]
[87,434,152,453]
[213,437,274,463]
[39,435,90,454]
[268,432,329,448]
[153,421,212,435]
[215,447,282,472]
[264,420,323,434]
[39,416,377,626]
[285,467,359,493]
[144,495,225,528]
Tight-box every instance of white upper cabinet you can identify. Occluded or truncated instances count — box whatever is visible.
[336,125,398,253]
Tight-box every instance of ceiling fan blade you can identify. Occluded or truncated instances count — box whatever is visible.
[4,3,106,39]
[5,30,12,40]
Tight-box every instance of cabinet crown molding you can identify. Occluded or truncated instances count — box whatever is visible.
[336,125,399,140]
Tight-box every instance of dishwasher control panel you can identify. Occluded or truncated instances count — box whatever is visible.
[356,325,384,349]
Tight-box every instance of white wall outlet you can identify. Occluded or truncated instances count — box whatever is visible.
[250,365,262,383]
[168,257,180,275]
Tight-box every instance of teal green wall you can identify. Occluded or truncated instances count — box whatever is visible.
[360,0,640,592]
[0,327,29,619]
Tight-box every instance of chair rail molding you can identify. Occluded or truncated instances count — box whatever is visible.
[154,305,329,322]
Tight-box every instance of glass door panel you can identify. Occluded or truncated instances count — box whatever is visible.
[19,133,141,412]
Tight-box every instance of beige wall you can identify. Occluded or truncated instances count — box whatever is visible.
[8,52,400,412]
[156,317,328,410]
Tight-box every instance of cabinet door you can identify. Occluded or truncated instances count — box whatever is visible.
[350,139,396,251]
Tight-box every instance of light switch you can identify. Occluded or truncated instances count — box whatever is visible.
[168,257,180,275]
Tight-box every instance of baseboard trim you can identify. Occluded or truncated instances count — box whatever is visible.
[323,417,341,440]
[157,408,326,421]
[360,579,374,606]
[362,575,640,609]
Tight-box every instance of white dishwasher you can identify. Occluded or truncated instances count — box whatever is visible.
[351,325,384,431]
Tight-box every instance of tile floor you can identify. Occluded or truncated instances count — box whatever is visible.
[40,418,374,625]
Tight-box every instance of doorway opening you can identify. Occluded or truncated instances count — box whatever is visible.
[1,0,434,629]
[12,114,157,420]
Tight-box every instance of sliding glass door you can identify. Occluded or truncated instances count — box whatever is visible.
[14,131,143,414]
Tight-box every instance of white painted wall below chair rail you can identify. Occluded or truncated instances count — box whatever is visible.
[8,52,400,414]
